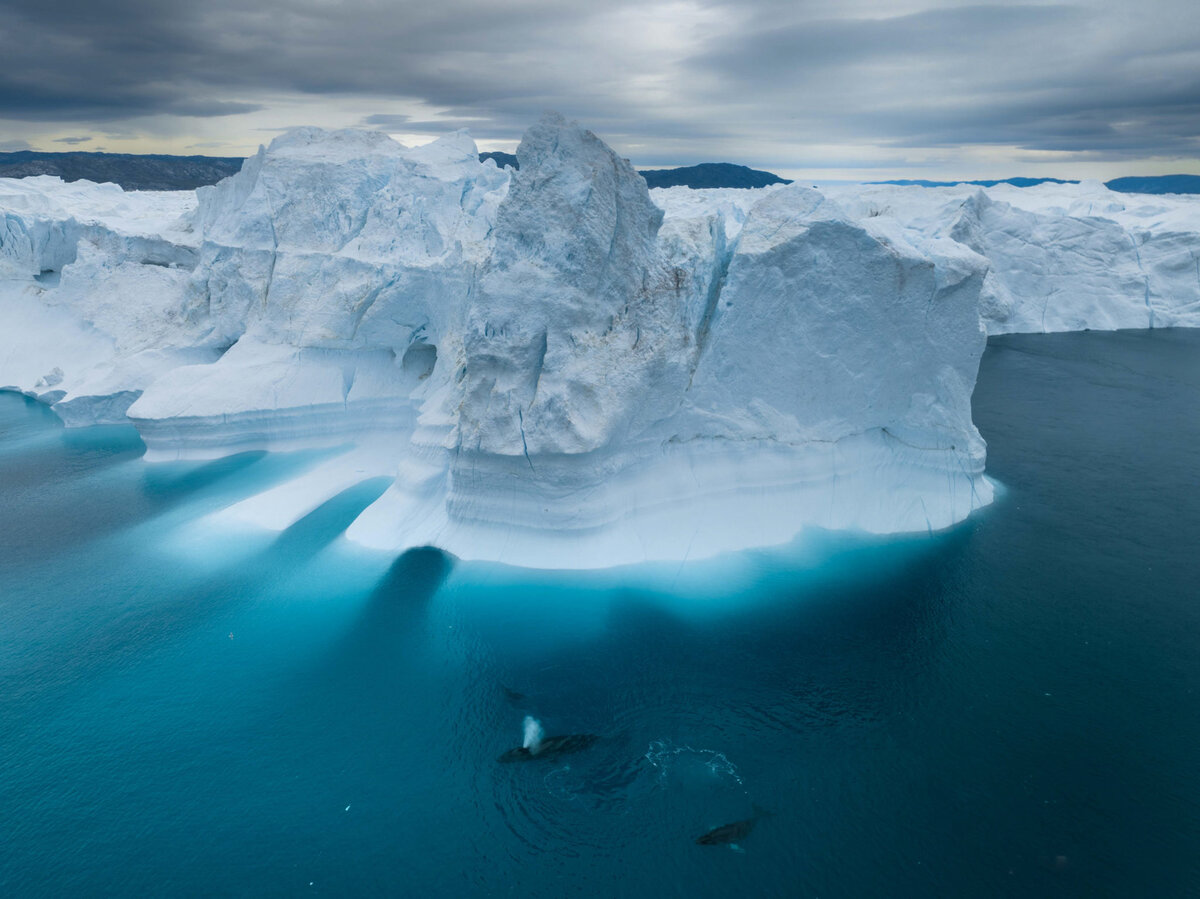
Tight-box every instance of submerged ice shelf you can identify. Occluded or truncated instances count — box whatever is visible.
[2,115,1198,567]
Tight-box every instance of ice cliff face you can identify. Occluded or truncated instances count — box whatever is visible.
[2,115,1197,566]
[127,126,508,456]
[455,113,674,457]
[824,181,1200,333]
[348,119,993,564]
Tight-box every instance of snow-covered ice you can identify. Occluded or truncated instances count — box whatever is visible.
[2,115,1198,567]
[823,180,1200,333]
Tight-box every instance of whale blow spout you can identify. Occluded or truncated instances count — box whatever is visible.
[523,716,544,754]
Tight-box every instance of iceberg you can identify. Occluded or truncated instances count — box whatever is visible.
[347,118,990,565]
[2,114,1196,566]
[823,180,1200,333]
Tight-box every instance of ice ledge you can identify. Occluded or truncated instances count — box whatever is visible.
[345,430,993,569]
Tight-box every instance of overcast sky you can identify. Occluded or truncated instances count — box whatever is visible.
[1,0,1197,179]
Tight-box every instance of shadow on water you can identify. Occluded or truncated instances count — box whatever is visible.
[140,451,270,501]
[275,544,455,695]
[0,480,399,714]
[752,528,972,657]
[290,547,454,734]
[472,529,975,789]
[1,444,370,566]
[0,445,274,562]
[371,545,455,601]
[0,393,374,564]
[490,590,696,732]
[0,428,149,559]
[0,423,144,488]
[257,476,393,564]
[333,546,454,659]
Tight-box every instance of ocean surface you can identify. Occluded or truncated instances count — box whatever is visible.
[2,329,1198,897]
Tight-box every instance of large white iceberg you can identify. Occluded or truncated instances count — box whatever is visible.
[2,114,1196,566]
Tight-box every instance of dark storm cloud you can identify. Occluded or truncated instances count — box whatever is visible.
[0,0,598,123]
[686,2,1200,159]
[697,4,1086,74]
[52,135,92,144]
[0,0,1197,165]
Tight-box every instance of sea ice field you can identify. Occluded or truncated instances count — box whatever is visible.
[2,328,1198,896]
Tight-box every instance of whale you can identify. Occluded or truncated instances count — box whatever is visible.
[695,805,773,847]
[500,685,527,706]
[497,734,600,763]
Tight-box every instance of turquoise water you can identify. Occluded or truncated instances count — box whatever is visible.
[2,329,1198,896]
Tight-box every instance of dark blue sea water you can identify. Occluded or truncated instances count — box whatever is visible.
[2,330,1198,897]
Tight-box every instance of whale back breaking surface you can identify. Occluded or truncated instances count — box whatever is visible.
[695,806,773,845]
[695,818,757,845]
[497,734,601,763]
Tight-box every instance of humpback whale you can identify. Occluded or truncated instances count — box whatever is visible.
[500,685,527,706]
[695,805,773,847]
[497,734,600,763]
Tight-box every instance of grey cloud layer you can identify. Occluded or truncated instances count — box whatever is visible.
[694,3,1200,158]
[0,0,1196,164]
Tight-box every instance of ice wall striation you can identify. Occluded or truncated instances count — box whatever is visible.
[5,116,1196,566]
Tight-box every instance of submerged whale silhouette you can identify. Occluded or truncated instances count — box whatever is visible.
[497,734,600,763]
[695,805,774,846]
[500,685,527,706]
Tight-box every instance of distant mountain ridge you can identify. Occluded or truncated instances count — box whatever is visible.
[0,148,790,192]
[484,153,790,189]
[878,177,1078,189]
[1104,175,1200,195]
[876,175,1200,195]
[0,150,244,191]
[637,162,792,189]
[3,149,1196,196]
[479,151,518,169]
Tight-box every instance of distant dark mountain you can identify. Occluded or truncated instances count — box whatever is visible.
[1,149,791,193]
[874,174,1200,195]
[876,177,1078,188]
[479,151,519,169]
[1105,175,1200,195]
[639,162,792,189]
[19,148,1191,199]
[0,150,244,191]
[479,155,791,189]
